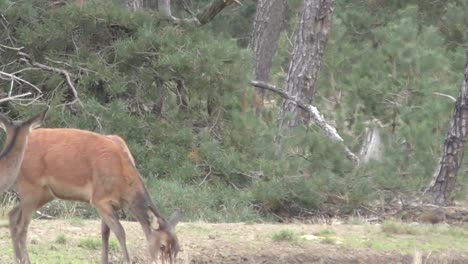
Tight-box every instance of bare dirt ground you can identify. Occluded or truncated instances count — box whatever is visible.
[0,219,467,264]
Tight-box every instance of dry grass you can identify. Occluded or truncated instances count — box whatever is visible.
[0,220,466,263]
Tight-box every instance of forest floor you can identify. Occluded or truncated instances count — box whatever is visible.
[0,219,467,264]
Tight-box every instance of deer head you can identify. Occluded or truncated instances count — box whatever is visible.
[148,208,181,264]
[0,109,47,194]
[0,109,47,135]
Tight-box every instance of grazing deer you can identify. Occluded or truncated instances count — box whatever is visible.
[10,128,180,264]
[0,110,47,194]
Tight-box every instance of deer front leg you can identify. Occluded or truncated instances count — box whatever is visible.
[9,207,33,264]
[95,202,130,264]
[9,207,24,264]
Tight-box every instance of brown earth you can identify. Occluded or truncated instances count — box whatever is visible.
[0,220,467,264]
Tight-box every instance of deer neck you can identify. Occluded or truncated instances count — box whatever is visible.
[130,186,167,232]
[0,127,29,192]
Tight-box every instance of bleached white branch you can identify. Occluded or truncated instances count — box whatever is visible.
[0,92,33,103]
[432,92,456,102]
[307,105,344,142]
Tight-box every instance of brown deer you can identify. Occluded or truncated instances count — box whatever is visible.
[0,110,47,194]
[10,128,180,264]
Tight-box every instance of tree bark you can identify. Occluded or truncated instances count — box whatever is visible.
[196,0,237,25]
[359,127,384,163]
[248,0,287,112]
[277,0,334,129]
[158,0,173,18]
[424,50,468,205]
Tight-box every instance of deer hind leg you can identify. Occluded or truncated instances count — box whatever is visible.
[95,202,130,264]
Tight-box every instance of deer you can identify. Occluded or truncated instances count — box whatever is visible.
[10,128,181,264]
[0,110,47,194]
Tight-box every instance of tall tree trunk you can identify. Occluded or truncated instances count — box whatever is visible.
[249,0,287,112]
[158,0,173,18]
[424,50,468,205]
[277,0,334,129]
[143,0,158,9]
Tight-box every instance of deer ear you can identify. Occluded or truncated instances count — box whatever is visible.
[0,114,11,132]
[147,209,160,230]
[168,208,181,228]
[25,107,48,130]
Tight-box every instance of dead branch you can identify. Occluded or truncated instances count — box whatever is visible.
[432,92,456,102]
[0,92,33,103]
[0,43,24,51]
[35,210,55,220]
[0,45,80,105]
[17,52,79,105]
[0,70,42,94]
[251,80,359,166]
[160,0,241,25]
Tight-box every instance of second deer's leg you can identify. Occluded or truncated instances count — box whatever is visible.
[9,207,25,264]
[9,189,52,264]
[101,220,110,264]
[9,206,37,264]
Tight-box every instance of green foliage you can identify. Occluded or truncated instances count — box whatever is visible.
[441,2,468,50]
[54,235,67,245]
[381,220,421,235]
[381,220,468,238]
[315,229,336,237]
[271,229,300,244]
[320,236,337,245]
[77,238,119,252]
[109,240,119,252]
[317,4,464,201]
[147,179,261,222]
[69,218,85,227]
[77,238,100,250]
[0,0,467,223]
